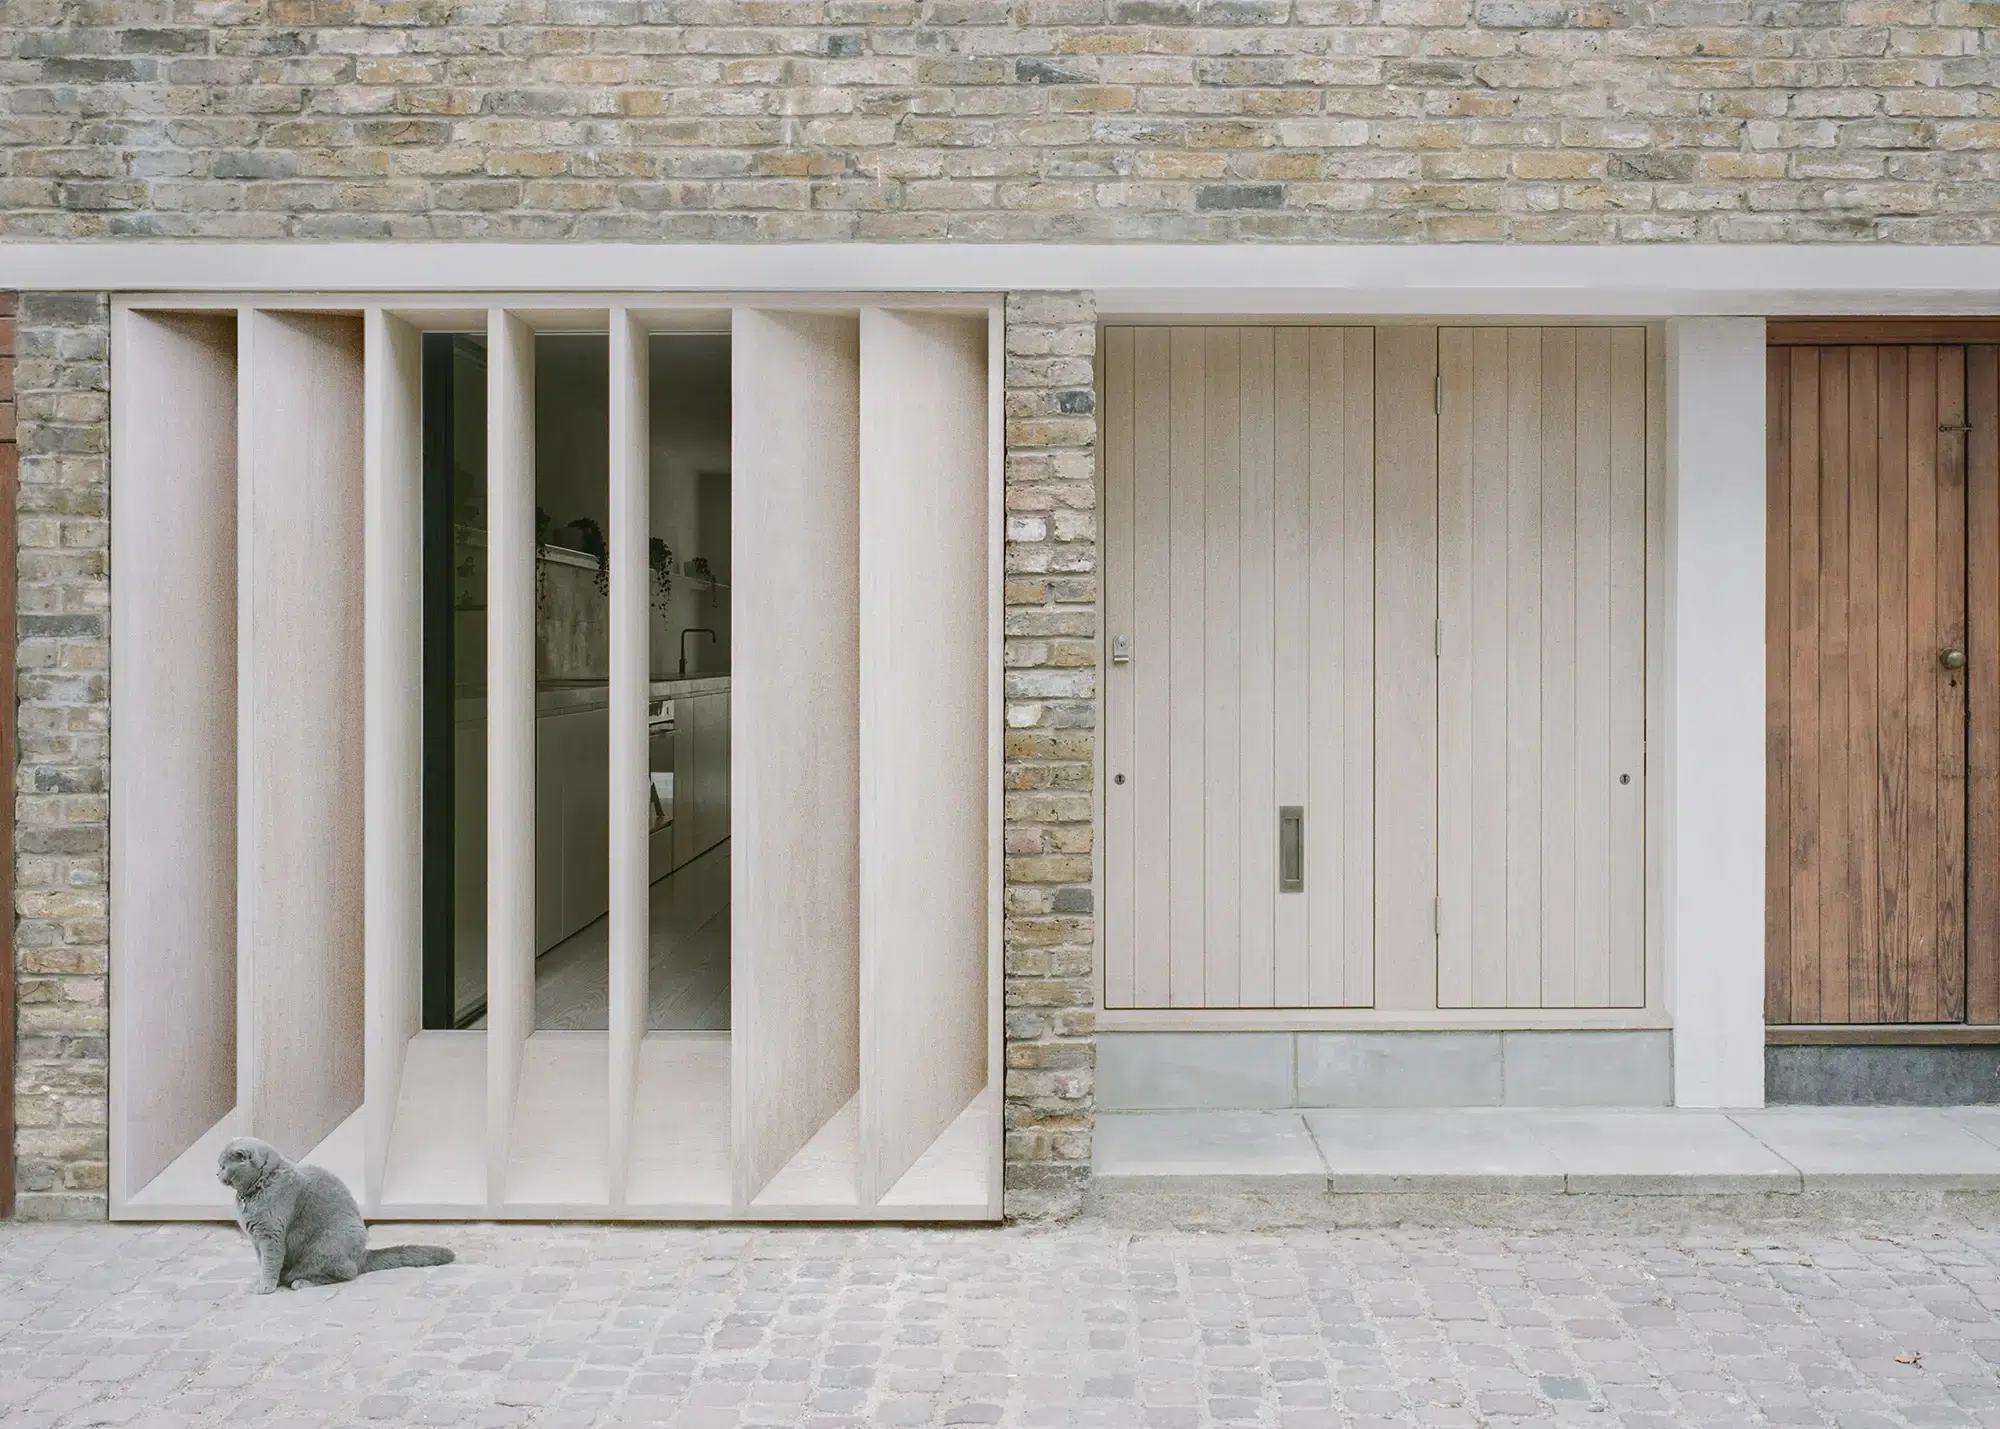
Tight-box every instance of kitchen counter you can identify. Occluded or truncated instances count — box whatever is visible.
[453,673,729,721]
[650,674,731,698]
[450,675,731,960]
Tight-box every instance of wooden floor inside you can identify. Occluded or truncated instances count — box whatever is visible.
[469,843,731,1033]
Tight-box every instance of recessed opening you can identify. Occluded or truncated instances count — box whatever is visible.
[420,333,735,1035]
[113,298,999,1222]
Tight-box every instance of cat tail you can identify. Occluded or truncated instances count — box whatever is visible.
[362,1245,456,1273]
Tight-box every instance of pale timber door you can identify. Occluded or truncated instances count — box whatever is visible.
[1767,341,2000,1026]
[1102,326,1377,1009]
[1103,324,1654,1016]
[1436,328,1650,1009]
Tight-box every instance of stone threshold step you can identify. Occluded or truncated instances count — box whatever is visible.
[1093,1106,2000,1194]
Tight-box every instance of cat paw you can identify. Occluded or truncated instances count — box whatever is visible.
[254,1283,278,1295]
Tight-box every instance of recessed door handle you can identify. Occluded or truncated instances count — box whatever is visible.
[1279,805,1304,893]
[1942,647,1967,670]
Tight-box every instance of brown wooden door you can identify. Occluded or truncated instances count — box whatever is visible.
[1768,342,2000,1025]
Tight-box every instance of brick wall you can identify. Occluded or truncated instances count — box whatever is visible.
[10,294,111,1221]
[0,292,12,1218]
[1000,292,1099,1221]
[3,5,1998,243]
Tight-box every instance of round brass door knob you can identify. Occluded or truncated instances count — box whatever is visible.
[1942,648,1968,670]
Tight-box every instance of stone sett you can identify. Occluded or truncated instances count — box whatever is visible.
[7,1211,2000,1426]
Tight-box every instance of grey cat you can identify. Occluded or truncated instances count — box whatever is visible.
[217,1137,455,1293]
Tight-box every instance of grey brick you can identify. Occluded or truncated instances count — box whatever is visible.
[0,13,1987,242]
[11,293,111,1221]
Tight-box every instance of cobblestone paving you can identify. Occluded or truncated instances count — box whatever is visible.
[7,1214,2000,1428]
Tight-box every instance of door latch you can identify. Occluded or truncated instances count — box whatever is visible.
[1111,635,1131,664]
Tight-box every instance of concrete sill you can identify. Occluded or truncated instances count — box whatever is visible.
[1093,1106,2000,1195]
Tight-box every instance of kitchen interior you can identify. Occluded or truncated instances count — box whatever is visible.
[424,329,732,1032]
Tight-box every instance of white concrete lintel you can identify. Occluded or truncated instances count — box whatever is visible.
[5,242,2000,315]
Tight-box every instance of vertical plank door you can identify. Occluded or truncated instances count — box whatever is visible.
[1767,344,1977,1025]
[1370,326,1439,1011]
[1100,326,1375,1010]
[1435,327,1649,1010]
[1969,346,2000,1024]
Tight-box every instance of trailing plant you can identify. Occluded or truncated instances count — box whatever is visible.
[649,537,674,616]
[570,517,609,597]
[687,555,719,609]
[535,506,551,612]
[453,553,480,612]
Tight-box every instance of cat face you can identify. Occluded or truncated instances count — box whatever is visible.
[216,1137,281,1192]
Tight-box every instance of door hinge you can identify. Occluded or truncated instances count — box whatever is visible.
[1434,372,1442,413]
[1433,619,1441,659]
[1433,896,1441,938]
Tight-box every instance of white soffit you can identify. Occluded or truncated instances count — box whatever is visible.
[4,242,2000,316]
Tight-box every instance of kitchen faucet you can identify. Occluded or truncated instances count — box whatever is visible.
[678,627,717,677]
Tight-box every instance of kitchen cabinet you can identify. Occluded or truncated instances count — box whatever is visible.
[672,687,731,871]
[452,705,489,1024]
[541,704,610,949]
[660,708,684,880]
[455,679,728,982]
[528,697,612,955]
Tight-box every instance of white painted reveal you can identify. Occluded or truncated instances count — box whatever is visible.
[1665,318,1769,1109]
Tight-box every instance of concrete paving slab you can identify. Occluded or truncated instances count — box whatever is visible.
[1098,1106,2000,1194]
[1943,1105,2000,1152]
[1304,1109,1564,1192]
[1730,1107,2000,1188]
[1092,1110,1326,1189]
[1528,1110,1802,1192]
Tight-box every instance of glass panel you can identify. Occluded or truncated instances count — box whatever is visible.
[421,333,489,1028]
[531,334,613,1030]
[648,333,732,1031]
